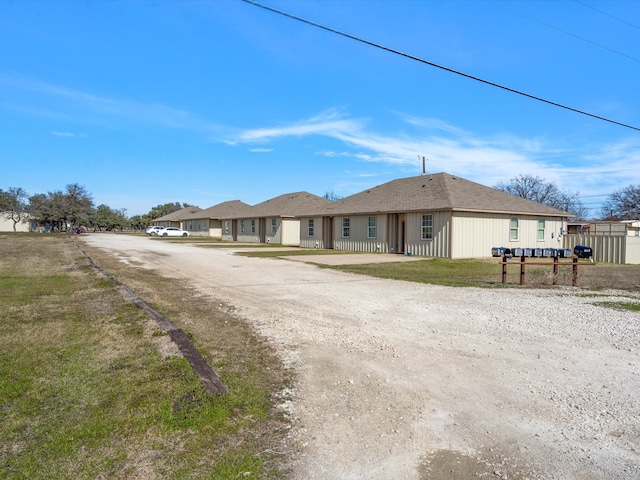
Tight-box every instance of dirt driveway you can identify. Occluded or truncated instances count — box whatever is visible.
[80,235,640,480]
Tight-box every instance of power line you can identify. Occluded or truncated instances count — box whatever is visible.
[241,0,640,133]
[574,0,640,31]
[488,0,640,63]
[528,145,640,163]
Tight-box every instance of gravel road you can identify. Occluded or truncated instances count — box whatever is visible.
[80,234,640,480]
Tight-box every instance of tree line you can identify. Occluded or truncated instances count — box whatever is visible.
[493,175,640,221]
[0,183,192,233]
[1,177,639,233]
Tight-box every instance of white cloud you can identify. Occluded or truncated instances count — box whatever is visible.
[231,109,640,207]
[1,73,219,132]
[51,131,87,138]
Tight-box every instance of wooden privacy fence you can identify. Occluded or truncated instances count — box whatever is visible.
[500,254,591,286]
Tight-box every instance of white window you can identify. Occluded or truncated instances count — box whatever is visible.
[367,216,376,238]
[251,219,256,234]
[510,217,519,241]
[271,219,277,235]
[421,214,433,240]
[224,221,229,234]
[308,219,314,237]
[342,218,350,238]
[240,220,245,234]
[537,219,545,241]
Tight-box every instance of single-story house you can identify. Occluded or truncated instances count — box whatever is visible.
[298,173,569,259]
[223,192,332,245]
[181,200,253,238]
[154,206,202,229]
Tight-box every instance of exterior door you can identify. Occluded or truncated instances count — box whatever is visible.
[259,218,266,243]
[323,217,333,249]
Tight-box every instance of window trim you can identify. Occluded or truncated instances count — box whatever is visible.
[342,217,350,238]
[537,219,545,241]
[421,214,433,241]
[308,219,314,237]
[510,217,519,241]
[271,218,277,235]
[367,216,377,239]
[240,220,245,234]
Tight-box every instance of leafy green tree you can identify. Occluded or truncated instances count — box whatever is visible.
[147,202,193,221]
[495,175,588,219]
[600,185,640,220]
[0,187,30,231]
[89,204,128,231]
[127,214,145,231]
[63,183,94,227]
[28,184,94,231]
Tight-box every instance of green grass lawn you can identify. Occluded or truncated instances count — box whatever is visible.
[0,235,291,479]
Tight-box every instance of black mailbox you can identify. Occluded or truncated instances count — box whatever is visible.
[574,245,592,258]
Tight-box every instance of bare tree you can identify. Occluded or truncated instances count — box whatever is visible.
[494,175,588,219]
[0,187,29,232]
[600,185,640,220]
[323,190,343,202]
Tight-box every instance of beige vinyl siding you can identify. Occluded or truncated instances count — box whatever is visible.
[264,217,280,244]
[299,216,325,248]
[182,218,209,237]
[333,215,388,253]
[208,219,222,239]
[236,218,261,243]
[221,220,233,242]
[451,212,565,258]
[0,213,33,232]
[404,211,450,258]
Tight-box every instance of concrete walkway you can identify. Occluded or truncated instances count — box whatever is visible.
[280,252,427,265]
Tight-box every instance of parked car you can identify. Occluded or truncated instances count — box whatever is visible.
[146,226,163,236]
[72,226,85,234]
[156,227,189,237]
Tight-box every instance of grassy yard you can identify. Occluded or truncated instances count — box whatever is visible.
[3,235,639,479]
[327,256,640,292]
[0,234,292,479]
[240,247,640,292]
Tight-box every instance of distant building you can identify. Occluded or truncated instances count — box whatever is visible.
[0,212,36,232]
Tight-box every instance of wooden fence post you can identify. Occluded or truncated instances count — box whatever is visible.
[502,255,508,284]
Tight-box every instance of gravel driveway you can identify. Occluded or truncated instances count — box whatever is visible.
[80,234,640,480]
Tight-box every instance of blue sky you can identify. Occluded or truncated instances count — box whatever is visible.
[1,0,639,217]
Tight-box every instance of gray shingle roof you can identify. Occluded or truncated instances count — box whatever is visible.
[155,206,202,221]
[320,173,568,217]
[251,192,332,218]
[181,200,253,220]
